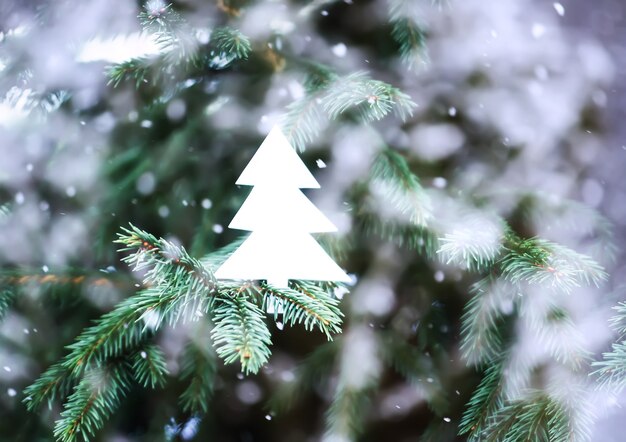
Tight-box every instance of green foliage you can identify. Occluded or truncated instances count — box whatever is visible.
[179,341,216,414]
[456,232,605,439]
[6,2,617,441]
[483,392,590,442]
[460,278,515,366]
[263,281,343,338]
[593,300,626,390]
[283,71,416,151]
[0,202,11,221]
[388,0,429,69]
[107,3,250,87]
[24,224,344,440]
[458,359,505,440]
[370,149,432,227]
[436,212,505,271]
[210,27,251,61]
[500,237,607,292]
[53,361,132,442]
[0,288,15,321]
[131,346,168,389]
[210,289,272,375]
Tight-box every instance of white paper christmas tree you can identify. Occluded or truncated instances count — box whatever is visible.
[214,125,351,288]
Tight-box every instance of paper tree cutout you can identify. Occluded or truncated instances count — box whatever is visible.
[215,125,351,288]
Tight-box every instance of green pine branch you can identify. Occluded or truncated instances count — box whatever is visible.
[131,345,168,389]
[484,393,587,442]
[211,288,272,375]
[500,236,607,293]
[370,149,432,227]
[262,281,343,339]
[282,70,415,151]
[458,359,505,441]
[436,212,506,271]
[388,0,429,69]
[107,2,250,87]
[179,340,217,414]
[593,300,626,391]
[25,225,217,412]
[53,360,132,442]
[460,277,516,366]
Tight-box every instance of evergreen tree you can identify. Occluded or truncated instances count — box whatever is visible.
[0,0,621,441]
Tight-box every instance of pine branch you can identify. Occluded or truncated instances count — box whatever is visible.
[0,202,11,221]
[484,393,586,442]
[24,362,76,411]
[280,62,337,151]
[388,0,429,70]
[504,190,617,262]
[323,71,416,122]
[179,341,217,414]
[458,359,505,441]
[370,149,432,227]
[436,212,505,271]
[25,224,217,410]
[210,27,251,61]
[0,289,16,321]
[593,301,626,390]
[357,213,439,255]
[282,69,415,151]
[107,2,250,87]
[53,360,132,442]
[210,288,272,375]
[530,308,589,371]
[460,277,516,366]
[500,237,607,293]
[131,345,168,389]
[262,281,343,339]
[324,387,373,442]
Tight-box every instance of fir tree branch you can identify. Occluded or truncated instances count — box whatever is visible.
[436,212,506,271]
[0,288,16,321]
[370,149,432,227]
[324,387,374,442]
[262,281,343,339]
[0,202,11,221]
[53,360,132,442]
[131,345,168,389]
[592,301,626,391]
[323,71,416,122]
[458,359,505,441]
[210,27,251,61]
[25,224,217,410]
[388,0,429,70]
[179,341,217,414]
[282,69,415,151]
[500,237,607,293]
[484,393,585,442]
[357,214,439,255]
[460,277,516,366]
[107,2,250,87]
[210,288,272,375]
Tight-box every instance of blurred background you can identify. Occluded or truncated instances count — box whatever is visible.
[0,0,625,440]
